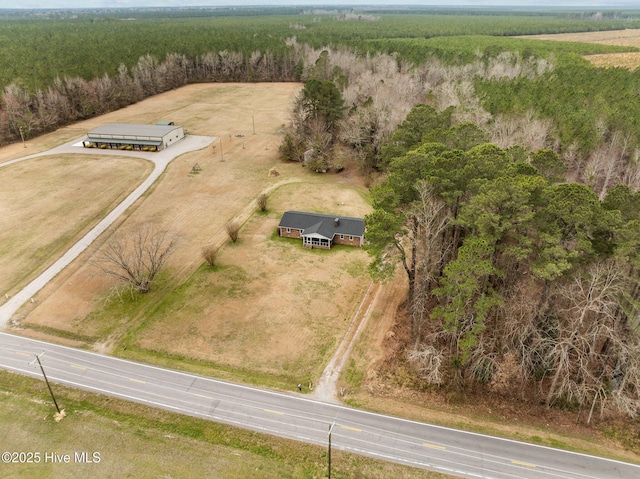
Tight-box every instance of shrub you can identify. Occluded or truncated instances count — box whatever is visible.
[226,221,240,243]
[201,244,218,267]
[257,193,268,212]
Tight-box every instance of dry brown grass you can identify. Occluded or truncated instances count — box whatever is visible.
[9,83,301,333]
[4,83,373,384]
[2,82,638,469]
[135,181,371,380]
[583,51,640,69]
[519,29,640,47]
[0,155,151,298]
[519,29,640,69]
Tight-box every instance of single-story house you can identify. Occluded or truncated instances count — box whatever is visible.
[83,123,184,151]
[278,211,365,249]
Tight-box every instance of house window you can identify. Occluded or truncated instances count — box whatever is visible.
[349,236,353,241]
[286,228,291,233]
[340,234,344,240]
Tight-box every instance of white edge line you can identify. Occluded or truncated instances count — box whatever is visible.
[1,331,639,471]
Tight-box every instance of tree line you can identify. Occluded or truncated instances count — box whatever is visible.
[270,38,640,421]
[0,48,302,146]
[3,8,640,153]
[1,10,637,91]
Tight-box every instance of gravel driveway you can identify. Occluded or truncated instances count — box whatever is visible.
[0,134,214,327]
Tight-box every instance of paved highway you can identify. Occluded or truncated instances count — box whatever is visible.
[1,332,638,479]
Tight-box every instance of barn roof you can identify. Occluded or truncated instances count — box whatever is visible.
[87,123,182,140]
[278,211,365,240]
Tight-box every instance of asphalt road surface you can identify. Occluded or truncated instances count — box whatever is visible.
[1,332,639,479]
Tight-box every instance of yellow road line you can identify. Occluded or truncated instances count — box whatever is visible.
[512,460,537,468]
[340,425,362,432]
[129,378,146,384]
[71,364,86,370]
[423,443,446,450]
[191,393,212,399]
[264,409,284,415]
[16,351,31,357]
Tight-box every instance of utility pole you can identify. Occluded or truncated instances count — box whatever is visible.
[219,137,224,162]
[328,421,336,479]
[30,352,61,414]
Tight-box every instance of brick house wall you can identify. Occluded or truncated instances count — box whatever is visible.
[279,227,302,239]
[279,227,363,247]
[332,234,362,247]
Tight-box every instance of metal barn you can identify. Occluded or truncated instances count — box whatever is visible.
[83,123,185,151]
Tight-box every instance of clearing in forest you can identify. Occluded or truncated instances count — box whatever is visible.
[519,29,640,69]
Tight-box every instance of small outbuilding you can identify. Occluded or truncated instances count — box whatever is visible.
[83,123,184,152]
[278,211,365,249]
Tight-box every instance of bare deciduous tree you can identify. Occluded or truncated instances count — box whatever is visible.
[590,129,631,200]
[226,221,240,243]
[95,226,176,293]
[489,110,550,151]
[545,261,629,414]
[407,343,445,385]
[257,193,268,212]
[410,180,451,338]
[303,117,334,171]
[201,244,219,267]
[622,148,640,192]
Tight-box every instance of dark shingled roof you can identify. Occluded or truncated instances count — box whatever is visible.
[278,211,365,240]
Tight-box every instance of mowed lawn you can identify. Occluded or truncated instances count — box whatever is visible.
[0,155,151,300]
[134,180,371,383]
[7,83,374,387]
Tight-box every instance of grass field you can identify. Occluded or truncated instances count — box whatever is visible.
[0,156,151,298]
[132,184,371,384]
[0,371,450,479]
[2,82,373,390]
[519,29,640,69]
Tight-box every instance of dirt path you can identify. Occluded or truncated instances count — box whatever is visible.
[313,281,379,402]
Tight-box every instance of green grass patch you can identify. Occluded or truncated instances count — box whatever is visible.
[344,358,365,388]
[19,324,98,345]
[115,344,304,391]
[548,438,568,449]
[74,270,178,341]
[0,371,452,479]
[340,258,368,278]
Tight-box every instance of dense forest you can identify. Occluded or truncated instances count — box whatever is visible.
[1,7,638,149]
[3,6,640,421]
[366,114,640,421]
